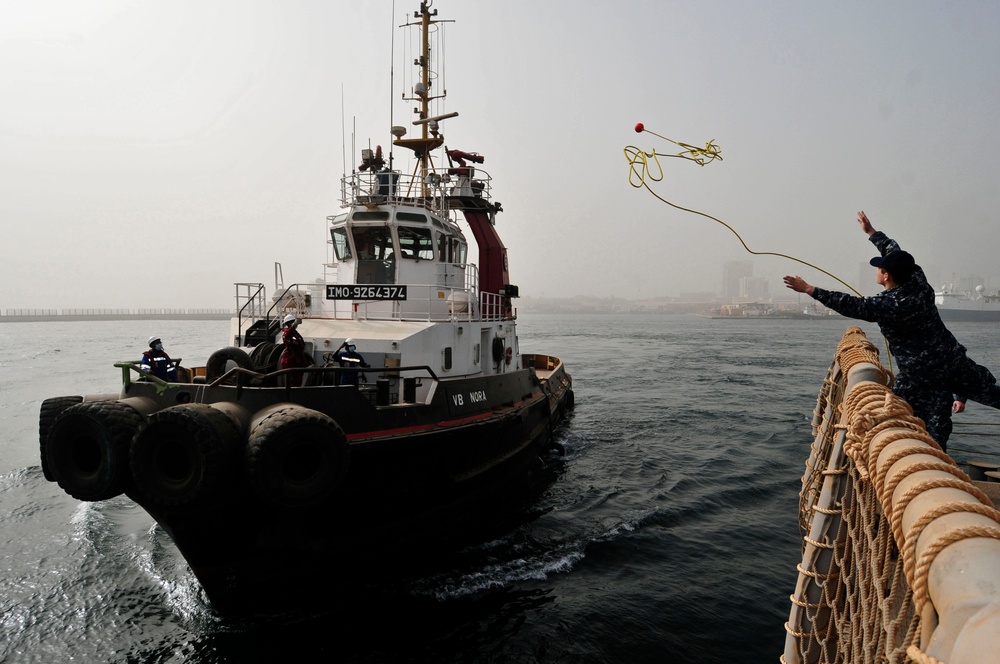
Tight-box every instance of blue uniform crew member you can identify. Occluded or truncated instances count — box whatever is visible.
[784,211,1000,451]
[141,336,177,381]
[332,338,369,386]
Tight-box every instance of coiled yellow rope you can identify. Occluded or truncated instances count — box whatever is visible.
[626,124,902,372]
[624,123,862,298]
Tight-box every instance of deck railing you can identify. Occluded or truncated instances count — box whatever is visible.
[340,168,492,209]
[783,326,1000,664]
[235,277,509,331]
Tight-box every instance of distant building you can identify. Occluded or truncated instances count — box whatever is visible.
[736,276,769,303]
[722,260,753,302]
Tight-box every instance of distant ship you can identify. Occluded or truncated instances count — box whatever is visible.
[934,283,1000,321]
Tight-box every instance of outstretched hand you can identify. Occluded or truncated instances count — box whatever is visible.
[857,210,876,236]
[783,275,815,296]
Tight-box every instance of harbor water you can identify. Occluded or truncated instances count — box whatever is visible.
[3,314,999,663]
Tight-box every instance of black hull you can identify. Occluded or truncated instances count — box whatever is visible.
[153,405,559,612]
[936,307,1000,322]
[42,363,573,613]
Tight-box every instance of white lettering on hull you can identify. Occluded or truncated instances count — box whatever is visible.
[452,390,488,407]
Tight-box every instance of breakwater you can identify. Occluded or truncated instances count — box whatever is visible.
[1,309,231,323]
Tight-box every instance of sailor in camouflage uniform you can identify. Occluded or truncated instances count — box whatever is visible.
[784,211,1000,451]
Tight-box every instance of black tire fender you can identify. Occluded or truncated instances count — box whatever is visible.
[245,405,349,507]
[249,342,277,371]
[46,401,144,501]
[265,343,286,369]
[206,347,255,382]
[130,403,243,508]
[39,395,83,481]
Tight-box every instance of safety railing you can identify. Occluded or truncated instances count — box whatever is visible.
[783,326,1000,664]
[340,168,492,210]
[236,280,508,326]
[234,282,267,344]
[118,359,439,408]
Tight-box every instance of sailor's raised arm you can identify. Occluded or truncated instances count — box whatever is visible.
[857,210,876,237]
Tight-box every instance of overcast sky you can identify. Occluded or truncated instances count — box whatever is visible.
[2,0,999,310]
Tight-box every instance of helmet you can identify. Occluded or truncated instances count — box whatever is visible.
[344,337,356,350]
[148,336,161,347]
[282,314,296,326]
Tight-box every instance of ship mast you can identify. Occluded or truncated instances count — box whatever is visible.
[393,1,455,195]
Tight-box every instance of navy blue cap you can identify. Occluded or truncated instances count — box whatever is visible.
[870,250,915,282]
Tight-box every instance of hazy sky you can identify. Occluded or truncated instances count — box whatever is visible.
[3,1,1000,310]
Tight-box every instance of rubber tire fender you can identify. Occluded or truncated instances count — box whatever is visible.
[265,343,286,369]
[245,405,349,507]
[250,342,280,372]
[249,342,271,368]
[130,403,243,508]
[205,347,255,382]
[46,401,144,501]
[39,395,83,481]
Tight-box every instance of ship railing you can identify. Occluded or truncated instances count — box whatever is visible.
[232,281,317,346]
[234,282,267,343]
[347,285,508,323]
[115,361,192,389]
[115,359,437,407]
[783,326,1000,664]
[340,168,492,210]
[479,290,508,321]
[267,283,312,320]
[349,283,478,322]
[237,278,509,326]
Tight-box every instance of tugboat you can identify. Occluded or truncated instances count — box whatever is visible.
[38,1,573,613]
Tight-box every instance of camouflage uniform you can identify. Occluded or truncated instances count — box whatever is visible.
[809,231,1000,449]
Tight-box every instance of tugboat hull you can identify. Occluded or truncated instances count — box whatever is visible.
[41,358,572,612]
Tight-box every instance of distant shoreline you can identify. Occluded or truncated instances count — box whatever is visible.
[0,313,232,323]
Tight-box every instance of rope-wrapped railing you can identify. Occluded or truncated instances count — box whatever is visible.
[783,327,1000,664]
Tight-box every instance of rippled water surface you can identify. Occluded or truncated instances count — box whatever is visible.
[3,315,999,662]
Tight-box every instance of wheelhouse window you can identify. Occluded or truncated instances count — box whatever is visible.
[331,226,352,260]
[352,211,390,222]
[352,226,396,284]
[438,233,468,264]
[398,226,434,260]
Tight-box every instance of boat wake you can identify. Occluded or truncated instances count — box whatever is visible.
[70,498,215,624]
[421,545,585,600]
[407,498,658,602]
